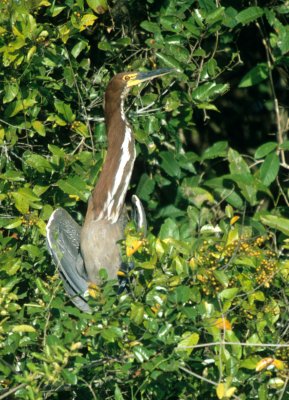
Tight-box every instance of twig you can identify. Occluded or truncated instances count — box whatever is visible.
[0,118,34,133]
[179,366,241,400]
[178,341,289,349]
[42,280,62,347]
[0,383,26,400]
[64,48,95,155]
[179,365,218,386]
[278,374,289,400]
[276,176,289,206]
[256,21,288,168]
[78,377,97,400]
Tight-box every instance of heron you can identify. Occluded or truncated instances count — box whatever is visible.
[46,68,173,312]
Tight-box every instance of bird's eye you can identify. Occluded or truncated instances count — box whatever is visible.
[123,75,131,81]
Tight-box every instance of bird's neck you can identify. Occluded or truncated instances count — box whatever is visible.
[89,92,136,223]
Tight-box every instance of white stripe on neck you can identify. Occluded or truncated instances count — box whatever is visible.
[97,120,135,223]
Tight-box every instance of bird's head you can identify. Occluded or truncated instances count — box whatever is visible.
[121,68,174,88]
[106,68,174,97]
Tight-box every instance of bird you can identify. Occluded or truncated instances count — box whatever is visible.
[46,68,173,312]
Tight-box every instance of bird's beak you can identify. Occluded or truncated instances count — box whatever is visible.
[126,68,174,87]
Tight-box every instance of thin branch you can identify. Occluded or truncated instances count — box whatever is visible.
[276,176,289,206]
[78,377,98,400]
[0,383,26,400]
[179,366,241,400]
[256,21,287,168]
[278,374,289,400]
[0,118,34,133]
[179,365,218,386]
[178,341,289,349]
[42,281,62,347]
[64,48,95,155]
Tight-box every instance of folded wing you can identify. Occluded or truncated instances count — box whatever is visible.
[46,208,90,312]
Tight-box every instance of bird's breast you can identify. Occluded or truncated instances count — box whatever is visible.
[80,218,124,283]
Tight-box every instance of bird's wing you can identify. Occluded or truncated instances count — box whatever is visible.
[131,195,147,235]
[46,208,90,312]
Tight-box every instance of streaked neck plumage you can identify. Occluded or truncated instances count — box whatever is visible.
[89,84,136,224]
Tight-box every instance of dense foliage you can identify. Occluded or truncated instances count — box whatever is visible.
[1,0,289,398]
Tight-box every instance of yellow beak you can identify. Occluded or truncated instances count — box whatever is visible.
[126,68,174,87]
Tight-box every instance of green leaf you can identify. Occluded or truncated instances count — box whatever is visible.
[165,44,190,63]
[21,244,42,260]
[258,384,268,400]
[156,52,183,70]
[5,98,37,118]
[62,369,77,385]
[268,378,285,389]
[218,288,239,300]
[240,356,261,369]
[239,63,269,88]
[51,6,66,17]
[225,330,242,359]
[114,384,124,400]
[5,218,22,229]
[183,20,202,36]
[57,176,90,202]
[54,100,75,123]
[228,148,250,175]
[79,14,98,31]
[228,173,257,205]
[236,7,264,25]
[181,185,214,207]
[176,332,199,355]
[279,140,289,150]
[3,82,19,103]
[116,37,131,46]
[98,41,113,51]
[206,7,225,25]
[213,188,243,209]
[58,23,71,43]
[159,151,181,177]
[202,141,228,160]
[32,120,46,137]
[159,218,179,240]
[0,170,24,181]
[260,152,280,186]
[25,153,53,173]
[12,325,36,333]
[260,214,289,236]
[279,30,289,55]
[192,82,229,102]
[11,187,40,213]
[48,144,66,157]
[86,0,108,13]
[71,40,88,58]
[101,327,123,342]
[5,259,21,276]
[213,270,229,287]
[136,173,155,201]
[130,303,144,325]
[140,21,161,33]
[11,192,29,214]
[170,286,192,303]
[160,16,182,32]
[71,121,89,137]
[133,346,151,362]
[197,103,219,111]
[254,142,277,159]
[164,34,184,45]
